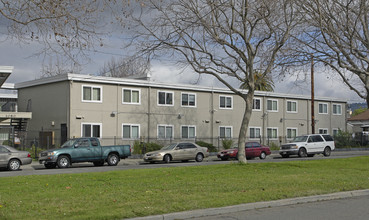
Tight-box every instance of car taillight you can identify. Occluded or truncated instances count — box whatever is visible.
[27,153,31,158]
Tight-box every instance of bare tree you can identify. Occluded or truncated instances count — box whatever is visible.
[41,56,82,77]
[98,56,150,78]
[293,0,369,105]
[132,0,300,163]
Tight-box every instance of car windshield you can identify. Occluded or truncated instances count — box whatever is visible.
[61,140,76,148]
[292,136,308,142]
[161,143,177,150]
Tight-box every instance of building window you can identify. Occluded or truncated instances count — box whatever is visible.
[158,125,173,139]
[123,89,140,104]
[181,125,196,139]
[181,93,196,107]
[122,124,140,139]
[332,128,339,137]
[267,128,278,139]
[287,128,297,139]
[332,104,342,115]
[82,123,102,138]
[253,98,261,111]
[82,85,102,102]
[287,100,297,113]
[319,128,328,134]
[249,127,261,139]
[158,91,174,106]
[319,103,328,114]
[219,96,232,109]
[267,99,278,112]
[219,126,232,138]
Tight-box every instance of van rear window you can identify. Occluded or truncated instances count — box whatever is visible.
[322,135,334,141]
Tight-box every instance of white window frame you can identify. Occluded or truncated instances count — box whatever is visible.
[332,128,339,137]
[181,93,197,107]
[286,127,298,140]
[318,128,328,134]
[332,104,342,115]
[181,125,196,139]
[81,123,102,138]
[267,99,278,112]
[252,98,262,111]
[249,127,261,139]
[219,95,233,109]
[267,127,278,140]
[318,102,328,114]
[157,91,174,106]
[157,124,174,139]
[122,124,140,140]
[82,85,102,103]
[122,88,141,105]
[219,126,233,138]
[286,100,298,113]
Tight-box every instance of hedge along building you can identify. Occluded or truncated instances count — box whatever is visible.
[15,73,347,149]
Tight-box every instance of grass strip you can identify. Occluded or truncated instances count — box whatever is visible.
[0,156,369,219]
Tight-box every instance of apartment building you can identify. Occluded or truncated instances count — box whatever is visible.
[15,73,347,148]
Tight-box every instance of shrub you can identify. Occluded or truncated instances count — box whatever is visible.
[268,142,280,150]
[132,141,163,154]
[196,141,217,152]
[222,139,234,149]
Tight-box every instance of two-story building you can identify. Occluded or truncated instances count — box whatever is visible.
[15,73,347,149]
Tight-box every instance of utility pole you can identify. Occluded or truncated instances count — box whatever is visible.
[311,55,315,134]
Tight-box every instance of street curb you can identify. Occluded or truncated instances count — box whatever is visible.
[126,189,369,220]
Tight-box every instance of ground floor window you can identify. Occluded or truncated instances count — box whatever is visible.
[82,123,102,138]
[267,127,278,140]
[287,128,297,139]
[319,128,328,134]
[249,127,261,139]
[220,126,232,138]
[181,125,196,139]
[122,124,140,139]
[158,125,173,139]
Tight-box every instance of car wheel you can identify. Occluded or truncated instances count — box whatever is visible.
[164,154,171,163]
[57,155,70,168]
[93,161,105,166]
[8,159,21,171]
[107,153,119,166]
[323,147,331,157]
[298,148,307,158]
[44,164,56,169]
[259,152,267,160]
[195,153,204,162]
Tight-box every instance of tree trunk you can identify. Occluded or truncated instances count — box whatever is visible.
[237,92,254,164]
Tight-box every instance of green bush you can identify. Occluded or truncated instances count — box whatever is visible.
[196,141,217,152]
[268,142,280,150]
[222,139,233,149]
[132,141,163,154]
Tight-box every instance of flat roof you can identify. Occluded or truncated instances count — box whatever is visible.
[15,73,347,103]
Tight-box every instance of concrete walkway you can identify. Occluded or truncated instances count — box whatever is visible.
[127,189,369,220]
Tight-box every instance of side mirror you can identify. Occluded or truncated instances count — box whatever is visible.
[74,144,79,148]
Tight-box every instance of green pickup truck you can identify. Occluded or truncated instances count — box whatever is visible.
[38,137,131,168]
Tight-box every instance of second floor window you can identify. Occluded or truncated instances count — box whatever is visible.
[319,103,328,114]
[332,104,342,115]
[181,93,196,107]
[287,101,297,113]
[253,98,261,111]
[158,91,173,106]
[123,89,140,104]
[267,99,278,112]
[82,85,102,102]
[220,96,232,109]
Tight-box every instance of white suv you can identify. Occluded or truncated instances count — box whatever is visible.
[279,134,335,158]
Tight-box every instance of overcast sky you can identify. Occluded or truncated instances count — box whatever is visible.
[0,31,365,104]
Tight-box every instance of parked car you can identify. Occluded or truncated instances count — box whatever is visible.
[143,142,209,163]
[279,134,335,158]
[0,145,32,171]
[217,142,271,160]
[38,137,131,168]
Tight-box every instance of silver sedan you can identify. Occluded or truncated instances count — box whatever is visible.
[0,145,32,171]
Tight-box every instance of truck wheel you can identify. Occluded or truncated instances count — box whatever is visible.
[44,164,56,169]
[107,153,119,166]
[195,153,204,162]
[164,154,171,163]
[323,147,331,157]
[8,159,21,171]
[57,155,70,168]
[298,148,307,158]
[259,152,267,160]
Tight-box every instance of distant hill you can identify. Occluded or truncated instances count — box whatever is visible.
[349,103,367,111]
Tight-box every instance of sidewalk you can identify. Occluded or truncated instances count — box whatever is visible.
[126,189,369,220]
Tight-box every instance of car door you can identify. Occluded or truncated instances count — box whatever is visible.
[172,143,187,160]
[305,136,316,153]
[252,142,262,157]
[312,135,325,152]
[185,143,198,160]
[0,146,10,166]
[245,142,255,158]
[71,139,94,161]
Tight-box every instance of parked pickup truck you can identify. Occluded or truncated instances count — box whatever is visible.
[279,134,335,158]
[39,137,131,168]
